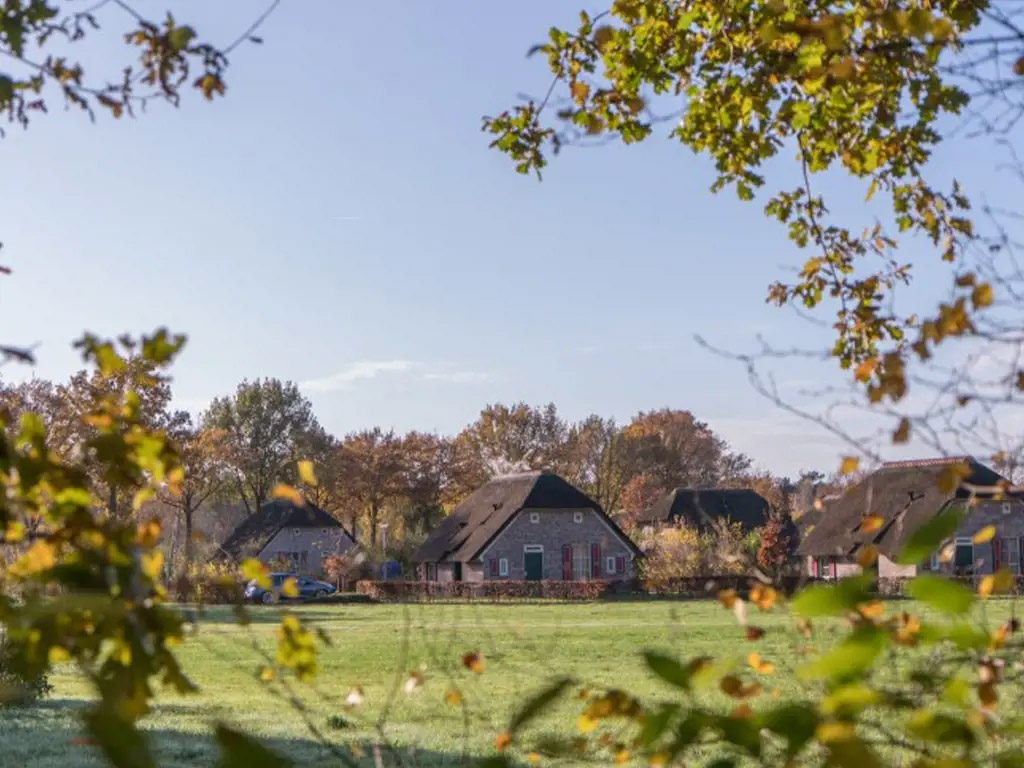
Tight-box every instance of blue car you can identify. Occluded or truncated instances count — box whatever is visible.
[245,572,336,604]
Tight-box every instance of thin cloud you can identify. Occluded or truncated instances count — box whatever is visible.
[301,360,491,392]
[301,360,415,392]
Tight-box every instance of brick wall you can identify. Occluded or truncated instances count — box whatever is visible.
[477,508,635,580]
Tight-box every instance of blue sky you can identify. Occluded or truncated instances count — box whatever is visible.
[1,1,1014,477]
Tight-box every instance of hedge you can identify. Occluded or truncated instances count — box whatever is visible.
[355,579,630,602]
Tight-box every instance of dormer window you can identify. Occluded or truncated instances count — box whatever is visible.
[573,511,583,523]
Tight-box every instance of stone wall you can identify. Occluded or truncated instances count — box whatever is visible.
[477,508,635,581]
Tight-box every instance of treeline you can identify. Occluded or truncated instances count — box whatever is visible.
[0,368,832,566]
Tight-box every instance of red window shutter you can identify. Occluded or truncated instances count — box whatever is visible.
[615,555,625,574]
[489,558,498,577]
[591,543,601,579]
[993,538,1002,572]
[562,545,572,580]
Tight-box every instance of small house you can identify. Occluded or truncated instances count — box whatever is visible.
[218,499,356,575]
[798,457,1023,579]
[412,471,641,582]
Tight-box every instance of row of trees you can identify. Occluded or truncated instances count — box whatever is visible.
[0,370,829,569]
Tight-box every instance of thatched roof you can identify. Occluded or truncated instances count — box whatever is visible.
[797,457,1010,558]
[638,488,771,532]
[218,499,351,561]
[412,471,641,564]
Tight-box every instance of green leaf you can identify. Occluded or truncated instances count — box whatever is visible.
[906,575,975,615]
[905,709,975,745]
[215,723,292,768]
[790,573,872,617]
[800,624,887,683]
[896,506,965,564]
[509,677,574,734]
[643,651,700,689]
[637,703,680,746]
[761,704,818,757]
[83,707,155,768]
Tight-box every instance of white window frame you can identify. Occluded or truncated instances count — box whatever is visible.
[571,543,591,580]
[606,555,617,574]
[524,544,544,552]
[1004,502,1014,515]
[573,511,584,523]
[1003,537,1021,574]
[293,528,300,536]
[529,512,540,524]
[954,537,975,572]
[498,558,509,577]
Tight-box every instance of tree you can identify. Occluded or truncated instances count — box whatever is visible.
[623,409,748,490]
[485,0,1024,466]
[618,472,665,531]
[456,402,569,478]
[562,414,635,514]
[337,427,406,549]
[158,416,227,569]
[203,379,321,516]
[399,431,456,536]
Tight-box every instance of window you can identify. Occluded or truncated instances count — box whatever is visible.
[1004,502,1014,515]
[499,558,509,577]
[571,543,591,580]
[321,528,329,534]
[606,556,617,574]
[1003,538,1021,574]
[954,538,975,573]
[530,512,540,524]
[573,511,584,523]
[292,528,300,536]
[929,552,939,570]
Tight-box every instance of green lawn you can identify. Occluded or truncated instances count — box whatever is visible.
[1,599,1018,767]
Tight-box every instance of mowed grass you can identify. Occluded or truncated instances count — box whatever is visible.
[2,599,1020,767]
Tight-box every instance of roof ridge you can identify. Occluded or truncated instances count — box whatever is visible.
[881,456,974,469]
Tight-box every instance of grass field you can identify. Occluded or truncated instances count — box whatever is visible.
[1,599,1019,767]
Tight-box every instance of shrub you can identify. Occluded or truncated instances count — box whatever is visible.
[0,632,52,707]
[168,562,243,604]
[355,579,631,602]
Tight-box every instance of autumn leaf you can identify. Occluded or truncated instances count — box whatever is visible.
[297,459,317,486]
[978,575,995,599]
[972,526,995,544]
[281,577,299,598]
[840,456,860,475]
[445,689,462,706]
[271,483,304,505]
[892,418,910,444]
[242,558,270,589]
[747,652,775,674]
[462,651,485,673]
[495,732,512,751]
[717,588,738,609]
[404,671,423,694]
[856,545,878,568]
[861,515,884,534]
[749,584,777,611]
[745,625,766,641]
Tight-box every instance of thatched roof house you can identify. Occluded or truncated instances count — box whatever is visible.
[413,471,641,582]
[798,457,1020,579]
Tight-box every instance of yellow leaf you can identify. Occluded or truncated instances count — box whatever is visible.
[856,545,878,568]
[973,526,995,544]
[717,588,738,609]
[281,577,299,598]
[748,652,775,674]
[972,282,994,308]
[937,463,971,493]
[48,646,70,664]
[570,80,590,104]
[495,732,512,751]
[840,456,860,475]
[853,359,876,382]
[271,483,304,505]
[259,666,275,682]
[141,550,164,580]
[136,519,161,548]
[979,681,998,709]
[861,515,884,533]
[614,749,630,764]
[297,459,317,487]
[528,753,540,765]
[445,689,462,706]
[817,722,855,742]
[750,584,777,611]
[242,558,271,589]
[577,714,598,733]
[978,575,995,599]
[856,601,885,620]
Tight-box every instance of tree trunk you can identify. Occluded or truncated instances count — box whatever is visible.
[369,503,379,549]
[184,503,194,570]
[108,485,119,521]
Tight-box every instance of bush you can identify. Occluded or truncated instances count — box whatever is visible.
[355,579,633,602]
[0,632,52,707]
[168,562,244,604]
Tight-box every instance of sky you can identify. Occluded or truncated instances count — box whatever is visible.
[1,1,1018,478]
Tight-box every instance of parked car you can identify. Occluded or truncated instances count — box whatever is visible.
[245,572,337,604]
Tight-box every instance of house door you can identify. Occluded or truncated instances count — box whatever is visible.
[453,562,463,582]
[524,551,543,581]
